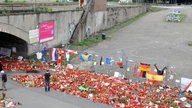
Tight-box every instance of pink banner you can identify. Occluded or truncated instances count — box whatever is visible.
[39,21,54,43]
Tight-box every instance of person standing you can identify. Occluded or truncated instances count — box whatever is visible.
[1,71,7,91]
[0,63,3,71]
[154,64,167,75]
[44,70,51,92]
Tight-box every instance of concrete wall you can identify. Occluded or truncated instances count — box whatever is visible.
[85,5,147,38]
[0,10,83,56]
[93,0,107,12]
[106,5,147,28]
[0,5,147,56]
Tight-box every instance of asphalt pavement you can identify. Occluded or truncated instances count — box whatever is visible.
[81,5,192,80]
[4,5,192,108]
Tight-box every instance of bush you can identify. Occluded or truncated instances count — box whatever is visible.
[36,7,52,13]
[1,11,11,15]
[4,0,13,3]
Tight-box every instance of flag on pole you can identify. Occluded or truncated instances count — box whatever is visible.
[50,48,57,61]
[42,47,47,55]
[133,63,139,77]
[66,52,70,62]
[67,50,78,55]
[117,61,123,68]
[80,54,92,61]
[139,63,151,78]
[146,72,165,82]
[106,57,112,65]
[100,57,103,66]
[139,63,151,71]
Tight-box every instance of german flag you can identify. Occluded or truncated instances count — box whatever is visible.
[146,72,165,82]
[139,71,146,78]
[139,63,151,71]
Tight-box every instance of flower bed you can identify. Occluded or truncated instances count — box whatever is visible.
[11,68,191,108]
[0,58,50,72]
[0,91,22,108]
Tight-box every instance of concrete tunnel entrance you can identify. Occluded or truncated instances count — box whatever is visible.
[0,32,28,58]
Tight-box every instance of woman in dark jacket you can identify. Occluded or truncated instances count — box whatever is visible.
[0,63,2,71]
[1,71,7,91]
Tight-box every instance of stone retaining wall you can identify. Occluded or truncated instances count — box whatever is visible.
[0,5,148,56]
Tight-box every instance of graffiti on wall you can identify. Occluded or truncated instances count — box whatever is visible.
[85,27,91,38]
[68,20,75,38]
[62,20,76,47]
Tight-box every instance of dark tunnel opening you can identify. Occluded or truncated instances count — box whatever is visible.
[0,32,28,58]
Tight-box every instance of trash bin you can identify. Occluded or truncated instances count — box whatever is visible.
[102,32,106,40]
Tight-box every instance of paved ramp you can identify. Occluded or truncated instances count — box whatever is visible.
[85,5,192,79]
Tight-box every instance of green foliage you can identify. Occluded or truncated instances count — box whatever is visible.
[62,60,68,66]
[119,97,128,104]
[12,0,26,4]
[27,55,38,62]
[179,14,186,20]
[147,7,166,12]
[1,11,11,15]
[51,75,58,83]
[76,7,83,10]
[170,102,179,108]
[4,0,13,3]
[82,83,90,88]
[165,97,174,104]
[36,7,52,13]
[166,13,186,22]
[72,36,102,47]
